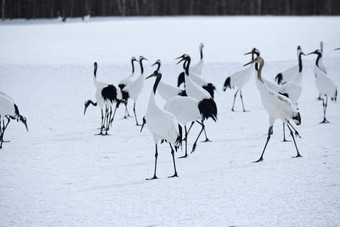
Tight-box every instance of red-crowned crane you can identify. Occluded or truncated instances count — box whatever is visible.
[176,54,217,145]
[117,57,138,118]
[141,70,182,180]
[307,50,337,123]
[0,91,28,148]
[275,46,305,85]
[223,48,258,112]
[244,57,302,162]
[122,56,148,126]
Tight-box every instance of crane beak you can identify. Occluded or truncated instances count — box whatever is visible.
[335,48,340,50]
[243,59,255,67]
[301,52,306,56]
[151,61,158,67]
[145,72,156,80]
[176,58,185,65]
[20,116,29,132]
[244,51,252,55]
[306,52,315,55]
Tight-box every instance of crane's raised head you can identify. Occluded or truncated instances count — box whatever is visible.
[307,49,321,56]
[131,57,137,62]
[175,54,190,64]
[297,46,306,56]
[200,43,204,49]
[139,56,148,62]
[244,48,260,57]
[19,115,28,132]
[152,59,161,71]
[243,56,264,67]
[94,62,97,68]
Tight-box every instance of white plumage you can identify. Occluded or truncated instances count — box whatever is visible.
[244,56,302,162]
[123,56,147,126]
[0,92,28,148]
[275,46,305,85]
[223,48,258,111]
[142,70,181,180]
[308,49,337,123]
[190,43,204,76]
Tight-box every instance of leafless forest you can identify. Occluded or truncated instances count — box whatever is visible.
[2,0,340,20]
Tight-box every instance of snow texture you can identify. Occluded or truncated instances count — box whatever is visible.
[0,16,340,226]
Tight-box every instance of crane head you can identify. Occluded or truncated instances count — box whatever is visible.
[306,49,321,56]
[19,115,29,132]
[243,56,264,67]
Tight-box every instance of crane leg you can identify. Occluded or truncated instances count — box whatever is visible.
[133,102,141,126]
[168,143,178,178]
[286,124,302,158]
[179,126,189,158]
[191,121,205,153]
[282,122,290,142]
[184,121,195,141]
[110,105,118,125]
[125,102,132,118]
[146,144,159,180]
[231,89,239,112]
[202,127,211,142]
[287,122,301,138]
[96,109,105,135]
[0,117,11,147]
[320,96,330,123]
[254,126,273,163]
[240,90,248,112]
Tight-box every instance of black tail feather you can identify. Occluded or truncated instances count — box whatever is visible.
[176,124,183,149]
[198,99,218,122]
[102,85,118,103]
[275,73,283,85]
[279,92,289,98]
[331,89,337,102]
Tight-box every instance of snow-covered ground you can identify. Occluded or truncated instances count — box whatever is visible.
[0,16,340,226]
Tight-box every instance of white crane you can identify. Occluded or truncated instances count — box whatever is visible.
[316,41,328,100]
[251,49,302,142]
[177,43,216,99]
[141,70,182,180]
[117,57,138,118]
[307,50,338,123]
[123,56,148,126]
[275,46,305,85]
[176,54,217,144]
[190,43,204,75]
[0,92,28,149]
[223,48,258,112]
[244,56,302,162]
[147,60,214,158]
[84,62,121,135]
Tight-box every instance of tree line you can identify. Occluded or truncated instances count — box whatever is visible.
[2,0,340,20]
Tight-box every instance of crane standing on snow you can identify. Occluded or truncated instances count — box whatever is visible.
[0,91,28,149]
[141,70,182,180]
[307,50,337,123]
[244,57,302,162]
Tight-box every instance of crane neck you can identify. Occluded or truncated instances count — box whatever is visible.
[153,73,162,94]
[298,53,303,72]
[184,58,191,76]
[139,59,145,75]
[256,60,264,84]
[254,52,260,71]
[200,47,203,60]
[131,60,135,73]
[315,53,322,68]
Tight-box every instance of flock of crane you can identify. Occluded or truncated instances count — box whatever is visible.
[0,42,338,180]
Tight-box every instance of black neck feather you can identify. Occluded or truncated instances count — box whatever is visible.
[153,74,162,94]
[298,53,303,72]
